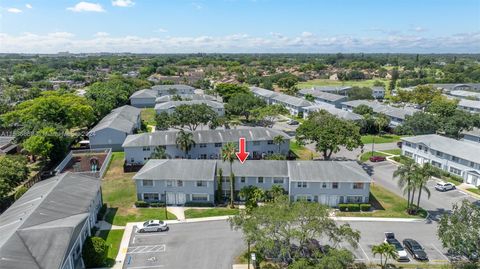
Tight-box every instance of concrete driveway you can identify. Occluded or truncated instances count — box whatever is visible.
[123,220,243,269]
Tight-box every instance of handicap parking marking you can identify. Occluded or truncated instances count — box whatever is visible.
[128,244,166,254]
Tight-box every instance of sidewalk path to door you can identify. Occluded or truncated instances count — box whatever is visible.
[168,206,186,220]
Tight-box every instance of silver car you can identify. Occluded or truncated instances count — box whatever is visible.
[435,182,455,192]
[137,220,169,233]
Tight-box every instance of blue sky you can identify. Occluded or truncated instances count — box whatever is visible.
[0,0,479,53]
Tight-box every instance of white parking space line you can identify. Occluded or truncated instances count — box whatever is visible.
[358,244,370,262]
[431,244,450,262]
[127,244,166,254]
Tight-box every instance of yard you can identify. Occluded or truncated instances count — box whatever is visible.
[184,208,240,219]
[336,183,427,218]
[98,229,124,267]
[289,140,317,160]
[297,79,389,89]
[361,134,402,144]
[102,152,176,226]
[140,108,156,126]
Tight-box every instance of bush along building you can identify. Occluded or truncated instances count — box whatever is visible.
[133,159,372,207]
[122,127,290,165]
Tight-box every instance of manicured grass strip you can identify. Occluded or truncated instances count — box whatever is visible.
[105,208,176,226]
[381,149,402,155]
[359,151,389,162]
[290,140,317,160]
[184,208,240,219]
[361,134,402,144]
[98,229,124,267]
[467,188,480,195]
[140,108,156,126]
[337,183,427,218]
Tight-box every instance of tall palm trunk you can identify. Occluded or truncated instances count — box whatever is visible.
[406,179,411,209]
[409,188,416,214]
[229,162,234,208]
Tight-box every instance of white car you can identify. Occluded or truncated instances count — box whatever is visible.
[136,220,169,233]
[384,232,409,262]
[435,182,456,192]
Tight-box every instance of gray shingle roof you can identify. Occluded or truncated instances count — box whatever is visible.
[402,134,480,164]
[133,159,217,181]
[130,89,157,99]
[123,127,290,148]
[299,89,346,102]
[449,90,480,99]
[0,173,100,269]
[462,127,480,137]
[152,84,196,92]
[304,105,363,121]
[250,86,279,98]
[288,161,371,182]
[342,100,418,120]
[272,93,314,108]
[88,105,140,134]
[155,94,216,103]
[216,160,289,178]
[458,99,480,109]
[312,86,352,92]
[154,100,224,111]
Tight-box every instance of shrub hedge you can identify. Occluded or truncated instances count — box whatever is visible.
[82,236,108,268]
[184,202,215,207]
[338,203,371,212]
[134,201,149,208]
[14,186,28,200]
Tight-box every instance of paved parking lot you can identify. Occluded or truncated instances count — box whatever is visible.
[123,220,243,269]
[338,220,450,264]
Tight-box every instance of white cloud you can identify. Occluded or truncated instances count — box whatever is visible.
[94,32,110,37]
[301,31,313,38]
[155,28,168,33]
[7,8,22,13]
[0,31,479,54]
[112,0,135,7]
[25,4,33,9]
[67,2,105,12]
[412,26,427,33]
[192,2,203,10]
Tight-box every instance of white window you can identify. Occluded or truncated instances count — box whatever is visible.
[267,140,274,145]
[143,193,159,200]
[214,143,222,147]
[273,178,284,184]
[240,177,246,183]
[296,195,312,202]
[142,180,153,187]
[297,181,307,188]
[332,182,338,189]
[257,177,264,184]
[253,141,260,146]
[321,182,328,189]
[404,151,413,157]
[177,180,184,187]
[353,183,364,189]
[200,154,207,159]
[449,166,462,175]
[199,143,207,148]
[196,181,207,187]
[166,180,173,187]
[191,194,209,201]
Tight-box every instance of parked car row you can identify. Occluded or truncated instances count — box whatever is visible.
[136,220,169,232]
[384,232,428,262]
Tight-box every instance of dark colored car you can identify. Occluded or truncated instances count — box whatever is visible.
[369,156,386,162]
[403,239,428,261]
[397,141,403,148]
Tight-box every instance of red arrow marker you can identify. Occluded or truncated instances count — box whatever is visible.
[235,137,250,164]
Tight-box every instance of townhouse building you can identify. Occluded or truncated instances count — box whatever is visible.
[155,94,217,103]
[0,173,102,269]
[401,134,480,187]
[129,85,197,108]
[133,159,372,206]
[88,105,141,151]
[342,100,419,127]
[303,104,363,121]
[151,84,196,96]
[298,88,347,108]
[448,90,480,100]
[458,99,480,113]
[154,100,225,116]
[122,127,290,165]
[433,83,480,92]
[462,128,480,143]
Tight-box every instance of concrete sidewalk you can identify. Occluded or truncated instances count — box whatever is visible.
[332,216,424,222]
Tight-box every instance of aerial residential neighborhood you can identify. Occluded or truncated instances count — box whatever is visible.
[0,1,479,269]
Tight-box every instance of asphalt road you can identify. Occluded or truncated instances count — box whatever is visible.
[369,161,479,220]
[124,220,243,269]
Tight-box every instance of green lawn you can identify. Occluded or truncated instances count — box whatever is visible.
[337,184,427,218]
[140,108,156,126]
[298,79,389,89]
[98,229,124,267]
[361,134,402,144]
[289,140,317,160]
[184,208,240,219]
[359,151,389,162]
[467,188,480,195]
[381,149,402,155]
[102,152,176,226]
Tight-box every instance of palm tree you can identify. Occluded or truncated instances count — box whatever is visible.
[393,159,416,213]
[175,130,196,157]
[273,135,285,154]
[150,146,169,159]
[414,163,434,211]
[372,242,398,269]
[222,142,237,208]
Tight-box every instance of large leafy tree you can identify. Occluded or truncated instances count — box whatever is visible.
[225,93,265,121]
[347,87,373,101]
[395,112,440,136]
[252,104,289,127]
[169,104,218,131]
[296,110,363,160]
[0,156,29,197]
[239,185,265,212]
[230,196,360,266]
[22,126,71,163]
[2,91,94,129]
[438,200,480,263]
[214,83,249,102]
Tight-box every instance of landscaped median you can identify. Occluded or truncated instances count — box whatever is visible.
[184,207,239,219]
[336,183,427,219]
[360,134,402,144]
[98,229,125,267]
